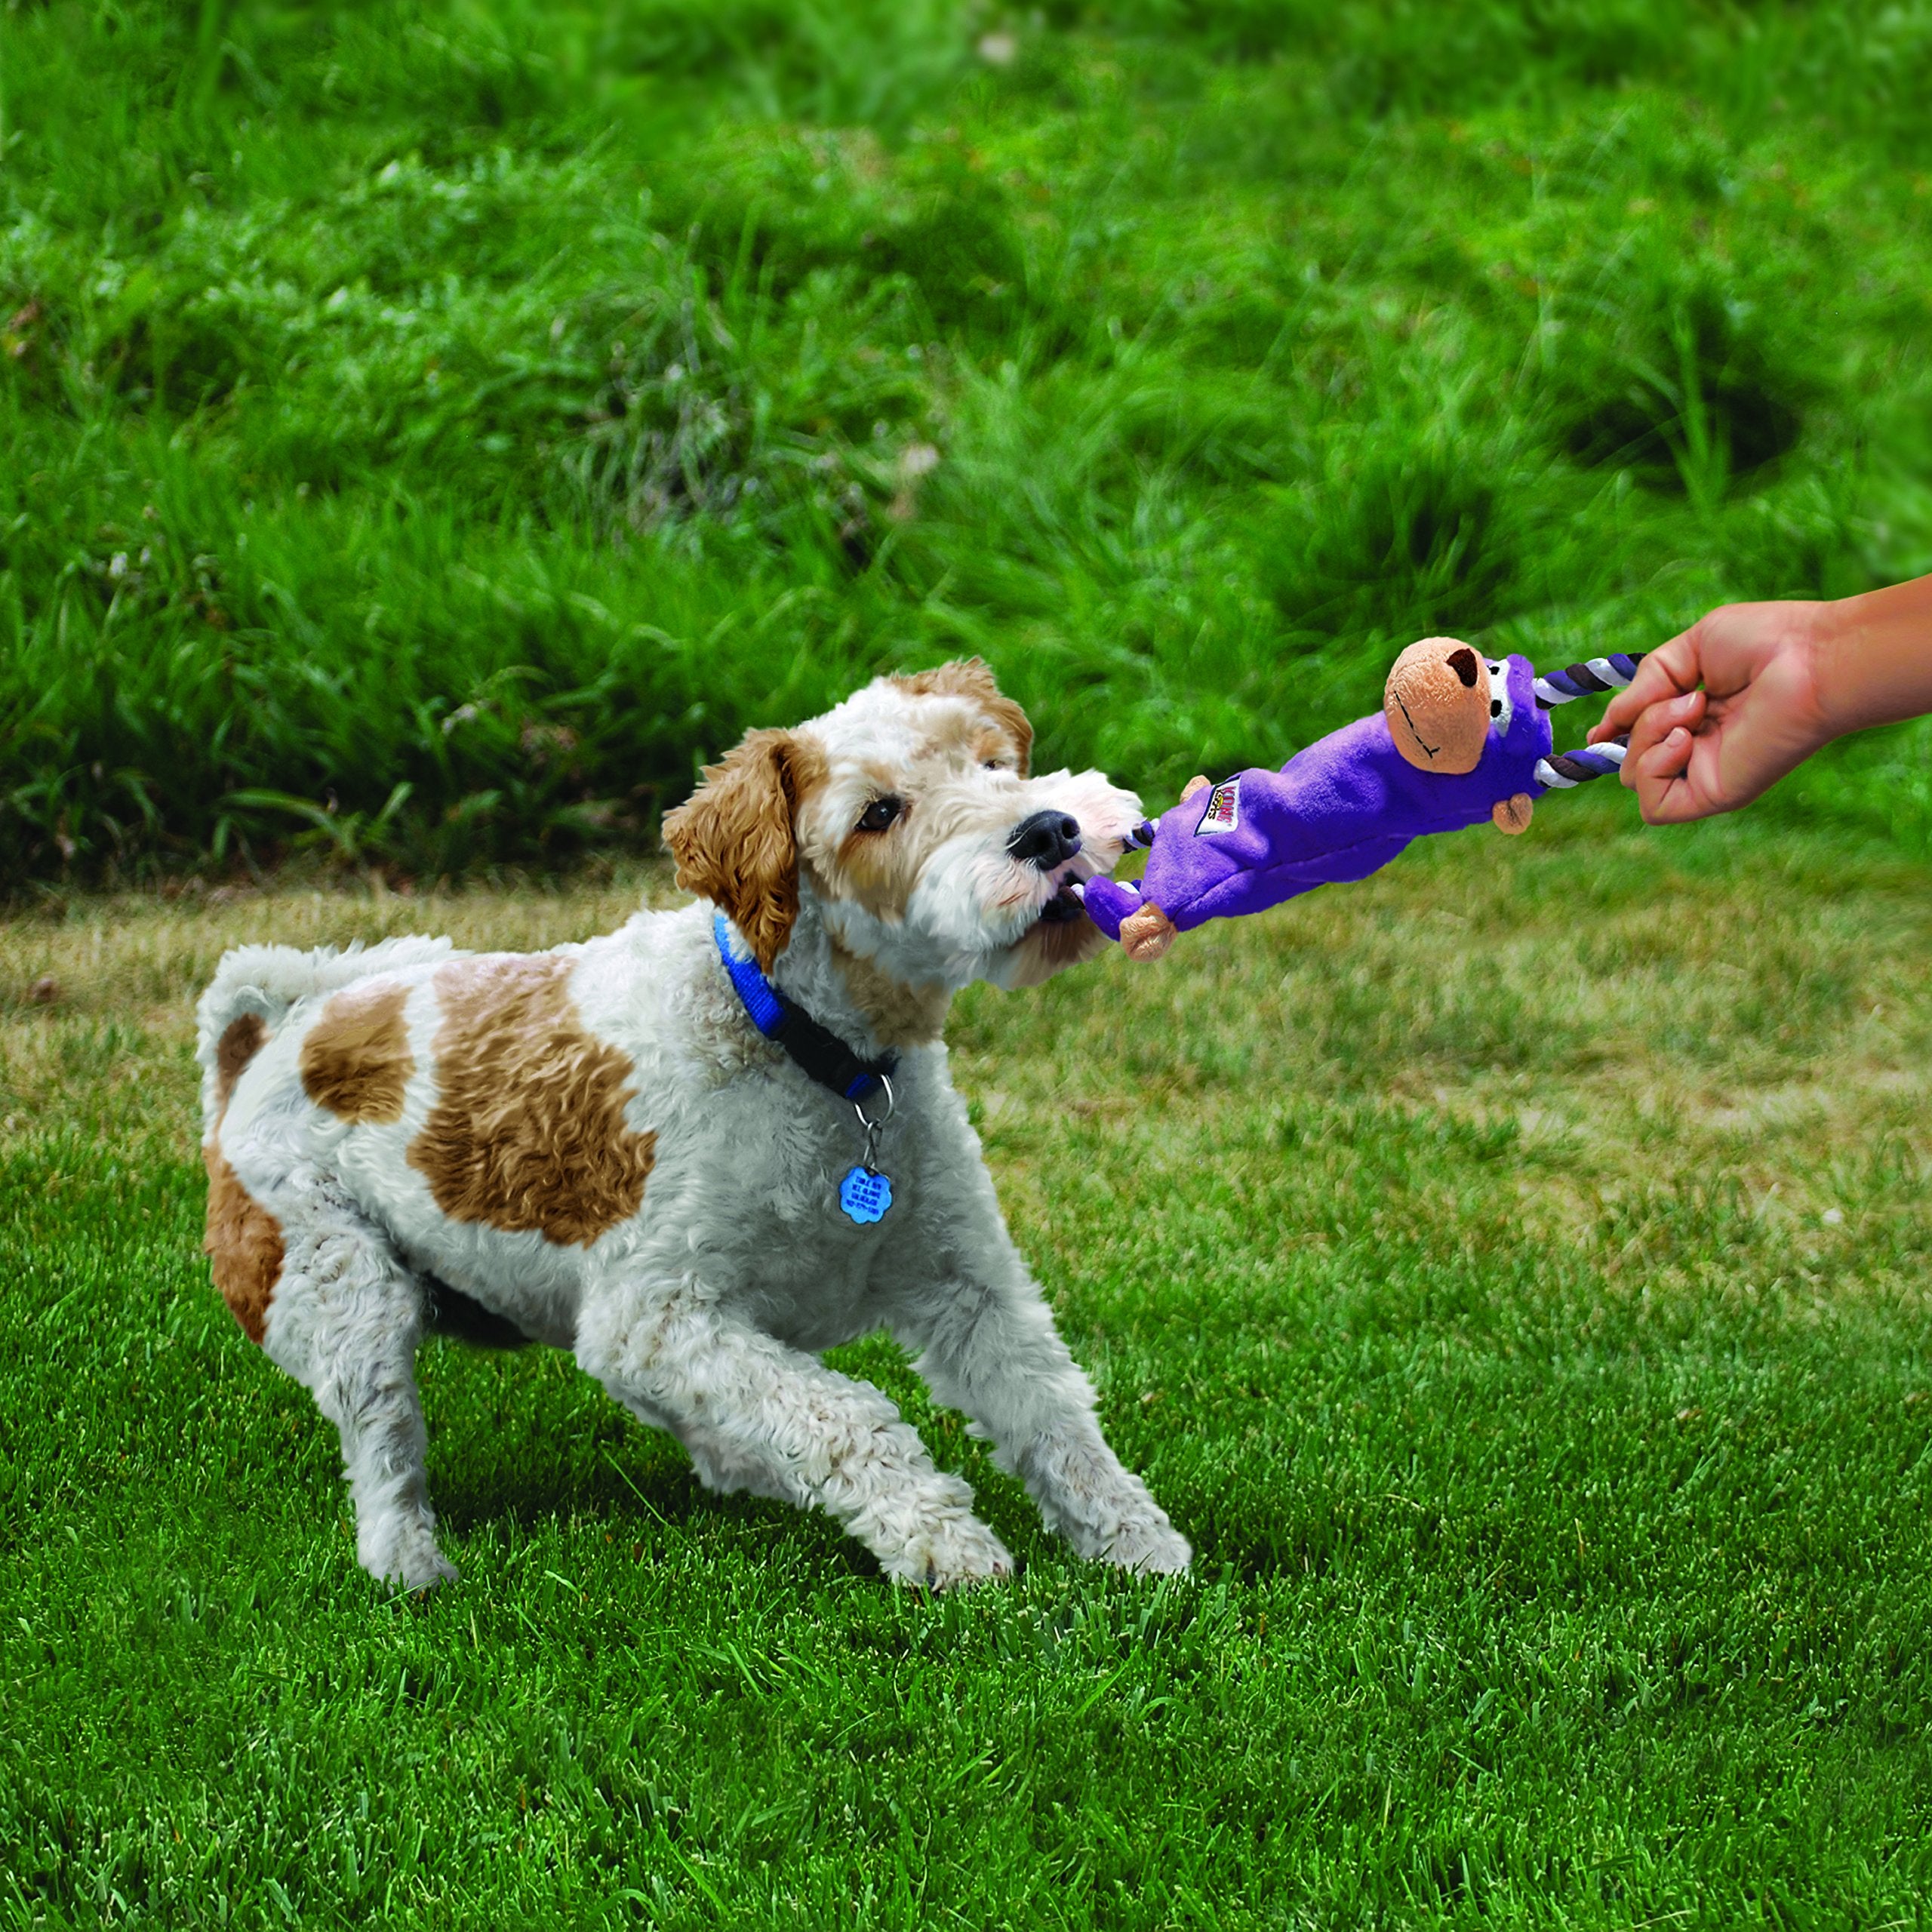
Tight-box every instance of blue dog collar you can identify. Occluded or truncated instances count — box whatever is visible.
[713,913,897,1104]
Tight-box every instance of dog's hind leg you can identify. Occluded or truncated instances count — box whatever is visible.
[579,1278,1014,1590]
[261,1171,455,1591]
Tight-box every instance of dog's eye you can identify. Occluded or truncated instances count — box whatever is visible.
[856,795,903,833]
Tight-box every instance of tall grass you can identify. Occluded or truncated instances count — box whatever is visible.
[2,0,1930,882]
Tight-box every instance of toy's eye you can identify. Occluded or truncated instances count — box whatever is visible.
[856,795,903,833]
[1491,699,1503,717]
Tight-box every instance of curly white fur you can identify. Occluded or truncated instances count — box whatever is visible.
[196,670,1189,1592]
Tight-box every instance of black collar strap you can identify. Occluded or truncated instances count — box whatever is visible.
[714,912,897,1103]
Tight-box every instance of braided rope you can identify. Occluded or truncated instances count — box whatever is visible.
[1530,649,1644,789]
[1534,739,1627,789]
[1534,652,1645,708]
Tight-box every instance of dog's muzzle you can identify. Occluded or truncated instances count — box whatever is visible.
[1008,811,1081,871]
[1007,811,1086,927]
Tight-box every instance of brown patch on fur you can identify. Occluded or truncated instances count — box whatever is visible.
[663,729,829,971]
[407,955,657,1247]
[203,1143,284,1344]
[205,1011,279,1342]
[300,981,415,1123]
[1005,903,1112,987]
[829,808,929,921]
[1492,792,1534,835]
[214,1012,268,1112]
[894,659,1032,775]
[971,727,1015,768]
[830,940,952,1049]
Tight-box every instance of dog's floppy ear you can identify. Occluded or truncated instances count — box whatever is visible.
[663,728,823,971]
[894,658,1033,777]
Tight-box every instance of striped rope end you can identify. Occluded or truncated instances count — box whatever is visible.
[1534,652,1645,709]
[1534,739,1627,789]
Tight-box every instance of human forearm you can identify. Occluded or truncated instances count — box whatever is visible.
[1810,571,1932,740]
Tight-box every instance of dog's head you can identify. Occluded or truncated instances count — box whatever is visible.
[663,661,1141,992]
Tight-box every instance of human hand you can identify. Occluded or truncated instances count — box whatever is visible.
[1587,601,1833,823]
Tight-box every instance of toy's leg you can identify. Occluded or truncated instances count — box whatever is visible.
[1119,902,1178,960]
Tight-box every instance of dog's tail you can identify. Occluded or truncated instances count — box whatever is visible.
[194,936,457,1135]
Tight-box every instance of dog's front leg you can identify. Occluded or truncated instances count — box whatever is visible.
[576,1275,1013,1590]
[895,1266,1191,1577]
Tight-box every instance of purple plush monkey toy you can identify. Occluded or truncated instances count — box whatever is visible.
[1080,637,1640,961]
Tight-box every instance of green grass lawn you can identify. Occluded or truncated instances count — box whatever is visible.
[5,2,1932,1922]
[4,811,1930,1926]
[3,0,1932,884]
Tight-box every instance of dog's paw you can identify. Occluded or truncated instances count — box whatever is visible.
[364,1525,460,1593]
[1102,1515,1192,1576]
[884,1514,1015,1593]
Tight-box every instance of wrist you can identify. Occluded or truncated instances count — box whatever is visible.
[1740,599,1841,755]
[1799,598,1860,743]
[1809,574,1932,738]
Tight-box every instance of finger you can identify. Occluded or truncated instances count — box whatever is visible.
[1615,690,1705,777]
[1597,625,1706,737]
[1632,727,1705,824]
[1635,725,1693,784]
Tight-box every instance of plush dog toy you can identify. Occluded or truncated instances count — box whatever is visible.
[1079,640,1642,961]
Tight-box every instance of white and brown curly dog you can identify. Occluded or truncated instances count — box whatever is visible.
[195,661,1189,1592]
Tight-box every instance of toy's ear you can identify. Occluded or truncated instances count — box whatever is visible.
[663,728,823,971]
[1384,638,1492,775]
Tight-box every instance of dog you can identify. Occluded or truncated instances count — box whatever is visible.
[195,661,1190,1590]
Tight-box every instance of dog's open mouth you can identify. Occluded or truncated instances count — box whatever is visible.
[1033,880,1085,928]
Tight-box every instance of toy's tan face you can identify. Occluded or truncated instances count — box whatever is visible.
[1384,638,1492,774]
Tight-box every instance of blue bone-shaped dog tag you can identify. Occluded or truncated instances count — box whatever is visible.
[839,1165,893,1225]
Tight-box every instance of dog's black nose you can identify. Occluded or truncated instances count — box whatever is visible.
[1007,811,1081,870]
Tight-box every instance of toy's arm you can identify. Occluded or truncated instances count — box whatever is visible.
[1082,828,1411,958]
[1080,728,1430,957]
[1081,641,1563,960]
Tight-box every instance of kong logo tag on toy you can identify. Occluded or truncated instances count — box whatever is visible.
[1195,779,1240,834]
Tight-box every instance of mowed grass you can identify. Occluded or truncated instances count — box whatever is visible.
[2,809,1930,1927]
[4,0,1932,884]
